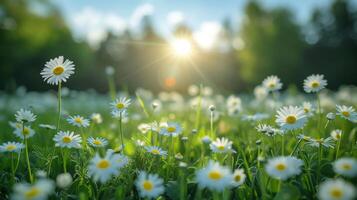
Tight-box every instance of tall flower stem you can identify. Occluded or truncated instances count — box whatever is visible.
[61,148,67,173]
[23,123,33,183]
[56,82,62,132]
[11,153,15,183]
[290,139,302,156]
[281,135,285,155]
[316,93,322,130]
[210,111,214,137]
[335,139,341,160]
[119,113,124,153]
[317,145,322,183]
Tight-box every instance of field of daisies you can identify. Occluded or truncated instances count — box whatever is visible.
[0,56,356,200]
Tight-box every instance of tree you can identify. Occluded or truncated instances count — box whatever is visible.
[238,1,304,88]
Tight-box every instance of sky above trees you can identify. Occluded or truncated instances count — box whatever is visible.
[43,0,354,47]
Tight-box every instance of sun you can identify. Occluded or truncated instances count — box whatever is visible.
[170,38,192,57]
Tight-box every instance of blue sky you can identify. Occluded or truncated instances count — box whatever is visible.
[49,0,337,47]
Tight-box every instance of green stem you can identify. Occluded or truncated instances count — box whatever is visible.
[281,135,284,156]
[119,113,125,153]
[335,139,341,160]
[317,145,322,183]
[61,148,67,173]
[11,153,15,183]
[56,82,62,132]
[210,111,214,137]
[24,136,33,183]
[290,139,302,156]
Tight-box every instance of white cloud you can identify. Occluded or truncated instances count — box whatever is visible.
[193,21,223,50]
[167,11,184,27]
[130,3,154,28]
[72,7,127,48]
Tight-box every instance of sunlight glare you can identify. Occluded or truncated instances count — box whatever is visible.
[171,38,192,57]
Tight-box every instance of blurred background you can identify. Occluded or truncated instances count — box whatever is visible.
[1,0,357,94]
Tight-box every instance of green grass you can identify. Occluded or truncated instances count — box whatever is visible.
[0,88,356,200]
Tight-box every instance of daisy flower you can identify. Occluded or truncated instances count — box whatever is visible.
[330,129,342,141]
[302,102,315,117]
[13,126,35,139]
[262,75,283,92]
[53,131,82,149]
[138,123,151,134]
[90,113,103,124]
[105,66,115,76]
[209,137,235,153]
[318,179,355,200]
[135,171,164,199]
[111,152,129,169]
[40,56,75,85]
[333,158,357,178]
[12,179,54,200]
[196,160,233,191]
[336,105,357,122]
[201,136,212,144]
[275,106,307,130]
[231,168,246,187]
[0,141,24,153]
[159,122,182,137]
[9,121,22,129]
[67,115,90,128]
[303,74,327,93]
[265,156,304,180]
[256,124,276,136]
[15,109,37,123]
[135,139,145,147]
[145,146,167,157]
[87,137,108,148]
[326,112,336,121]
[88,151,123,183]
[306,137,335,149]
[297,134,312,142]
[111,97,131,113]
[226,95,242,111]
[56,173,73,189]
[254,85,268,100]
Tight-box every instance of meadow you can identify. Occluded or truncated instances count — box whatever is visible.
[0,56,356,200]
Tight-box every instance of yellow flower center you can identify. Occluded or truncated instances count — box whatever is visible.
[285,115,297,124]
[142,181,153,191]
[93,140,102,145]
[208,171,222,180]
[217,145,225,151]
[74,118,82,124]
[97,159,110,169]
[342,111,350,117]
[311,81,320,88]
[25,187,40,198]
[234,175,241,182]
[6,145,16,151]
[151,149,160,155]
[167,126,176,133]
[275,163,286,171]
[62,136,72,143]
[316,138,323,144]
[330,188,343,198]
[342,163,352,170]
[304,108,309,113]
[335,133,341,139]
[116,103,124,109]
[23,128,30,135]
[53,66,64,75]
[268,83,276,88]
